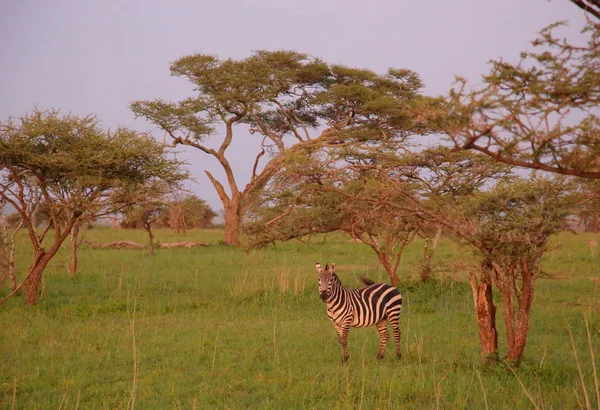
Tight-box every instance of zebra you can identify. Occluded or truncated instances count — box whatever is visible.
[316,261,402,362]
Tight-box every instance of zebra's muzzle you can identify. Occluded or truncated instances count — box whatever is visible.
[319,291,329,302]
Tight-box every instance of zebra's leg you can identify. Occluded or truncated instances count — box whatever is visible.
[335,324,351,363]
[390,319,402,358]
[376,321,390,360]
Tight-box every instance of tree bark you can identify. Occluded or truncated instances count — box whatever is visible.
[23,216,79,305]
[68,225,80,278]
[496,266,516,362]
[421,226,442,282]
[223,199,242,246]
[24,250,54,305]
[377,253,399,287]
[7,259,16,291]
[1,229,17,291]
[506,260,534,365]
[144,222,155,255]
[469,271,499,363]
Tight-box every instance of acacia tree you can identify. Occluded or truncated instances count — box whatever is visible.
[449,178,576,364]
[386,152,571,365]
[244,147,426,286]
[341,156,568,366]
[132,50,427,245]
[430,17,600,179]
[117,181,179,255]
[164,195,216,230]
[246,147,503,285]
[0,109,188,305]
[122,193,216,232]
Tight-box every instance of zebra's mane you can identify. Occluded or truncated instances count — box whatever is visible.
[333,274,376,289]
[359,277,375,286]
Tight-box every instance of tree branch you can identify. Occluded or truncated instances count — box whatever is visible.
[570,0,600,21]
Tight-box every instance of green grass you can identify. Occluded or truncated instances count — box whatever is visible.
[1,229,599,409]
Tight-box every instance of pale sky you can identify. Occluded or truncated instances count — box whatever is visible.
[0,0,589,212]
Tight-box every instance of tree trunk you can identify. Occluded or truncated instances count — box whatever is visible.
[421,226,442,282]
[469,272,499,363]
[499,284,516,359]
[494,263,516,361]
[5,242,17,291]
[144,222,155,255]
[68,225,80,278]
[0,217,19,290]
[223,199,242,246]
[7,259,16,291]
[381,256,400,288]
[24,250,54,305]
[368,246,400,287]
[506,260,534,365]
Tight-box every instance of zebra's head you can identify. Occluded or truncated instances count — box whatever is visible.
[316,261,340,302]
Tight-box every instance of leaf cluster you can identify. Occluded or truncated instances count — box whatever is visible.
[0,109,189,221]
[132,50,432,150]
[454,176,578,268]
[431,20,600,178]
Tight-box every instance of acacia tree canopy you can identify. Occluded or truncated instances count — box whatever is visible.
[0,108,188,304]
[453,176,576,364]
[427,18,600,179]
[132,50,430,245]
[244,144,511,285]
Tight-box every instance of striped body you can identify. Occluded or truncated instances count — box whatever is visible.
[317,262,402,362]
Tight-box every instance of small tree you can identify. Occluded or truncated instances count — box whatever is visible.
[173,195,217,229]
[246,147,487,285]
[132,50,427,245]
[451,177,575,364]
[123,193,217,232]
[118,181,180,254]
[0,109,188,304]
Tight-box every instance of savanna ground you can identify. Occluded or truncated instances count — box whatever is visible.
[1,228,599,409]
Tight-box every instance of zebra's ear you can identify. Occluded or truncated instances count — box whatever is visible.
[330,263,336,272]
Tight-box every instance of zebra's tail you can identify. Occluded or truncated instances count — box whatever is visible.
[359,276,375,286]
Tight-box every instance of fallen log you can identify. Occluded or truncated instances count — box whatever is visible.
[157,241,210,248]
[82,240,146,249]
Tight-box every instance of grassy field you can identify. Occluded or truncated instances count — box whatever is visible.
[1,228,599,409]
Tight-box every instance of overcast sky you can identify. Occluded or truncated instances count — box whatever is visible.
[0,0,590,212]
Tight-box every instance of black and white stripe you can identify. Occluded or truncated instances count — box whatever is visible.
[316,262,402,362]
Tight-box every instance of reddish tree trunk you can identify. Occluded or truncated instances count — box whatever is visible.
[469,272,499,363]
[24,251,54,305]
[506,261,534,365]
[499,281,516,359]
[223,199,242,246]
[23,220,76,305]
[376,254,400,287]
